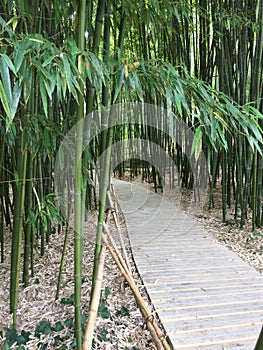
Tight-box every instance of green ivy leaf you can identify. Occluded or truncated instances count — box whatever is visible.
[35,320,52,338]
[81,314,88,333]
[64,318,74,329]
[16,330,30,345]
[104,286,111,299]
[5,328,17,346]
[98,303,111,319]
[61,294,75,305]
[115,306,130,317]
[52,321,64,332]
[71,337,77,348]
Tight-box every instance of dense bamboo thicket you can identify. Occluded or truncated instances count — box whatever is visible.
[0,0,263,348]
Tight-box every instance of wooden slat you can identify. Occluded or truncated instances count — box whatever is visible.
[113,179,263,350]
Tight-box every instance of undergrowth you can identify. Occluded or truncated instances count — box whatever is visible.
[0,286,140,350]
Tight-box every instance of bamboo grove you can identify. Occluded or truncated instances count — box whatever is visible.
[0,0,263,348]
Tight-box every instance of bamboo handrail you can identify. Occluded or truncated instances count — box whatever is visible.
[106,190,132,271]
[83,222,172,350]
[102,228,172,350]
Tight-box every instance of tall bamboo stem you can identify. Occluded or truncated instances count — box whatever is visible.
[74,1,86,348]
[10,129,28,328]
[83,245,107,350]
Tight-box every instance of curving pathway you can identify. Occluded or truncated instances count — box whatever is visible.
[113,179,263,350]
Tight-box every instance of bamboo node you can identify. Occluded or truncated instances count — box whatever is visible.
[157,332,166,342]
[105,207,115,214]
[143,314,154,329]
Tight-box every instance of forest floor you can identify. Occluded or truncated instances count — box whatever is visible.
[1,175,263,349]
[0,182,163,350]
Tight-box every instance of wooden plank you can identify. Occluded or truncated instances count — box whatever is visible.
[170,335,258,350]
[149,286,263,299]
[143,275,263,286]
[138,265,252,275]
[161,309,263,323]
[165,315,263,332]
[149,284,263,296]
[113,179,263,350]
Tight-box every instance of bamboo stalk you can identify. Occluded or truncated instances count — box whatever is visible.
[252,150,258,231]
[74,1,86,348]
[140,307,165,350]
[91,107,115,298]
[106,190,131,271]
[10,135,28,327]
[0,142,4,263]
[55,201,73,300]
[102,233,171,350]
[82,245,107,350]
[23,152,33,287]
[102,222,127,271]
[0,196,3,263]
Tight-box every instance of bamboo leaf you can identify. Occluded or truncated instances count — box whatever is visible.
[172,89,183,117]
[42,54,56,68]
[216,123,228,150]
[0,56,12,106]
[129,70,143,100]
[29,37,45,44]
[246,134,262,155]
[89,53,106,85]
[31,58,53,81]
[0,79,10,119]
[191,125,203,159]
[22,64,33,104]
[1,54,17,76]
[113,66,125,103]
[61,54,79,101]
[56,72,62,101]
[243,115,263,143]
[14,38,29,73]
[175,80,190,113]
[166,87,175,138]
[10,81,21,119]
[39,76,48,117]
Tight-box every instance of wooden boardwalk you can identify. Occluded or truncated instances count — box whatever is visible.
[113,179,263,350]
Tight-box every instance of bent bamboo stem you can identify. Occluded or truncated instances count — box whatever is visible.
[106,190,131,271]
[141,307,165,350]
[83,244,107,350]
[103,233,171,350]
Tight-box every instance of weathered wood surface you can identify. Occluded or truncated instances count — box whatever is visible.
[113,179,263,350]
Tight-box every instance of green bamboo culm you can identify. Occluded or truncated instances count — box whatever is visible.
[252,150,258,231]
[89,0,108,302]
[55,201,73,300]
[91,108,115,297]
[99,0,111,185]
[91,0,127,299]
[37,155,45,256]
[23,152,33,287]
[10,129,28,328]
[0,141,5,263]
[74,1,86,348]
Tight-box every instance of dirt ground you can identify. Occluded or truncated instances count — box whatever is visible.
[0,186,162,349]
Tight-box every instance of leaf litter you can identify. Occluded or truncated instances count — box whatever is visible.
[0,193,162,349]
